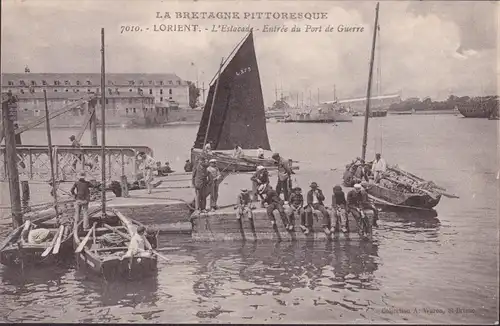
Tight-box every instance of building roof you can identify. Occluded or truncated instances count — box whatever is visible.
[15,91,154,100]
[1,73,187,87]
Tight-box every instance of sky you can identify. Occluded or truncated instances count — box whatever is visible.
[1,0,498,106]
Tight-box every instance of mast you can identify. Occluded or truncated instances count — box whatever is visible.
[100,28,106,215]
[43,90,58,217]
[361,2,380,161]
[203,57,224,149]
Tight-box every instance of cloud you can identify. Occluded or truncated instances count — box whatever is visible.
[1,0,498,106]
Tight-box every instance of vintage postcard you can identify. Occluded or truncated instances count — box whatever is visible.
[0,0,498,324]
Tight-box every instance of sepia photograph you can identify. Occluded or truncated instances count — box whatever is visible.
[0,0,498,323]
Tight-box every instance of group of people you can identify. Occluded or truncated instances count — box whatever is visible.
[236,178,378,235]
[192,157,223,212]
[343,153,387,187]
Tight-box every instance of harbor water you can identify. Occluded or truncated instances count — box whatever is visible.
[0,115,498,323]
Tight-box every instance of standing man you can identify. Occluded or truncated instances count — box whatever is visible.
[70,171,91,231]
[203,142,213,155]
[305,182,331,235]
[69,135,83,170]
[233,144,243,158]
[192,157,210,213]
[207,159,221,211]
[272,152,293,201]
[372,153,387,183]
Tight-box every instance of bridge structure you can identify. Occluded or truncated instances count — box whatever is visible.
[1,91,155,184]
[0,145,154,183]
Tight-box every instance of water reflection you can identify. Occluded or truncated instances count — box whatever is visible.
[189,240,379,301]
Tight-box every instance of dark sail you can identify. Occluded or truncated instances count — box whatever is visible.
[193,31,271,151]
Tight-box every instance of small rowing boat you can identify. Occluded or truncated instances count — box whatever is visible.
[0,212,76,268]
[73,208,158,280]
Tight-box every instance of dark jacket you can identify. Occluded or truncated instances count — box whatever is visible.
[277,158,293,181]
[306,188,325,206]
[70,178,91,202]
[264,189,283,205]
[289,192,304,208]
[332,191,347,208]
[192,162,209,189]
[346,189,370,208]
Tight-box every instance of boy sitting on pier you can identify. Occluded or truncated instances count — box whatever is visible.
[263,185,290,230]
[235,189,253,220]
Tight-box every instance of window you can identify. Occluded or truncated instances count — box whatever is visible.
[149,89,152,95]
[54,80,61,85]
[133,108,136,113]
[20,80,26,86]
[169,96,172,100]
[126,108,129,114]
[160,81,164,85]
[65,89,69,92]
[42,80,47,86]
[87,89,91,93]
[30,81,36,86]
[168,80,173,85]
[64,80,70,85]
[20,89,25,94]
[160,89,163,95]
[54,89,58,92]
[139,80,144,85]
[148,80,153,85]
[169,89,172,95]
[156,108,159,114]
[160,97,163,102]
[106,99,109,104]
[108,88,112,94]
[76,80,81,86]
[115,88,119,94]
[129,89,132,92]
[128,80,135,85]
[8,81,14,86]
[86,80,92,85]
[177,80,181,85]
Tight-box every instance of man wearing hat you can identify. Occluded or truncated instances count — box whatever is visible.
[305,182,331,235]
[207,159,222,211]
[272,153,293,201]
[70,171,92,230]
[372,153,387,183]
[347,183,378,228]
[263,186,290,228]
[235,188,253,220]
[285,187,305,232]
[69,135,82,170]
[251,165,269,201]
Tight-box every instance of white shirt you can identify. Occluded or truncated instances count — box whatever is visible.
[312,191,319,204]
[233,146,243,158]
[373,158,387,172]
[257,148,264,157]
[127,233,151,255]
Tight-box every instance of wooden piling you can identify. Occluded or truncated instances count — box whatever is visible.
[2,92,23,228]
[121,175,129,198]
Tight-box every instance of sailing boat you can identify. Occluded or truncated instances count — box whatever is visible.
[342,3,454,210]
[191,31,293,172]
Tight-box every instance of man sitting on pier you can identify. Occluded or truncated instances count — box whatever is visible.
[346,184,379,228]
[331,185,348,233]
[263,185,290,229]
[120,226,153,260]
[235,189,253,220]
[305,182,331,235]
[286,187,305,232]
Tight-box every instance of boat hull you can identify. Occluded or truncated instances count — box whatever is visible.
[284,111,353,123]
[363,183,441,209]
